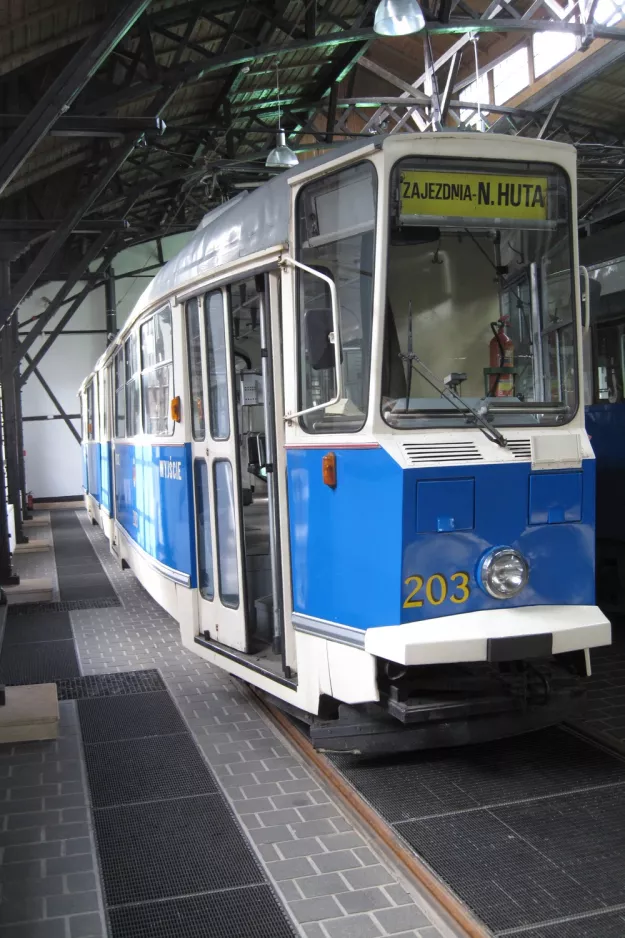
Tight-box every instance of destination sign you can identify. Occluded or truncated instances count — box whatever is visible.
[400,170,549,221]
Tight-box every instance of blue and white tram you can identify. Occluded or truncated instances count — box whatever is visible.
[80,132,611,752]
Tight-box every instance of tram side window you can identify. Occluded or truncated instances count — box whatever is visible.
[140,307,174,437]
[214,459,239,607]
[205,290,230,440]
[193,459,214,600]
[86,383,95,440]
[594,320,625,403]
[125,332,141,437]
[114,349,126,438]
[100,369,109,440]
[296,161,376,433]
[186,298,205,440]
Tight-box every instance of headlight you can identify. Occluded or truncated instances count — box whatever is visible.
[480,547,528,599]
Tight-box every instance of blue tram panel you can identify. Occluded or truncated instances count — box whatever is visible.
[86,442,102,505]
[114,442,196,583]
[287,447,595,630]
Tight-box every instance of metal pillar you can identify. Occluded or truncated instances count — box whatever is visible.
[12,318,30,522]
[0,393,19,587]
[105,265,117,340]
[0,261,20,585]
[0,263,26,544]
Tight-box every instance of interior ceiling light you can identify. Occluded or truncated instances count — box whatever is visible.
[374,0,425,35]
[265,62,299,169]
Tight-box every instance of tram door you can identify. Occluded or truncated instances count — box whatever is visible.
[186,288,249,652]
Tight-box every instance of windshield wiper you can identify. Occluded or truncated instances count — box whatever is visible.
[397,350,508,448]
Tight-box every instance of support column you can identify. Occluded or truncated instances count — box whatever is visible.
[0,261,26,545]
[0,261,18,586]
[13,317,31,522]
[105,265,117,340]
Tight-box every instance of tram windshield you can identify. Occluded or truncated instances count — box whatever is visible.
[382,158,577,429]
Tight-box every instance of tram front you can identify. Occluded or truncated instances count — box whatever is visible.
[285,133,611,749]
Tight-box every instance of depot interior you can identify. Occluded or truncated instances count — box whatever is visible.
[4,1,625,934]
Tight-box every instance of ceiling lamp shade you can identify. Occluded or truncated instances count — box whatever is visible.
[265,129,299,169]
[374,0,425,35]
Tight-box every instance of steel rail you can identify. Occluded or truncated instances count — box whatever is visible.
[250,690,491,938]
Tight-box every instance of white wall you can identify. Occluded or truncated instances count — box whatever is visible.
[20,283,106,499]
[18,232,193,499]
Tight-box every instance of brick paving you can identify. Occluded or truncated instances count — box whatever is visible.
[0,509,456,938]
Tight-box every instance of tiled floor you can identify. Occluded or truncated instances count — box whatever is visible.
[1,512,454,938]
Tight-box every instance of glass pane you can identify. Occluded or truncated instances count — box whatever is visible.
[115,387,126,438]
[214,460,239,607]
[194,459,214,600]
[87,385,94,440]
[125,333,139,379]
[142,364,173,436]
[595,321,625,403]
[493,47,529,105]
[297,162,376,433]
[141,318,155,370]
[205,290,230,440]
[533,31,576,79]
[459,75,490,128]
[126,376,141,437]
[383,157,576,429]
[186,299,205,440]
[155,308,172,364]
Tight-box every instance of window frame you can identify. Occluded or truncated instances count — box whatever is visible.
[139,305,174,438]
[294,159,378,434]
[114,347,126,439]
[124,331,141,438]
[204,289,231,442]
[381,154,580,430]
[185,297,206,442]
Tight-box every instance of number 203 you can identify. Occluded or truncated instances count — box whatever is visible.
[403,572,470,608]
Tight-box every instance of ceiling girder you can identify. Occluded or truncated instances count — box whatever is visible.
[0,0,151,197]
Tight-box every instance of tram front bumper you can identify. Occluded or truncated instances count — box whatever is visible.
[364,605,611,667]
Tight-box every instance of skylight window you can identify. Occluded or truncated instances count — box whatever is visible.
[493,46,530,104]
[459,74,490,128]
[594,0,625,25]
[533,30,577,78]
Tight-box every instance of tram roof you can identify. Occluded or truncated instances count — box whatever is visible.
[135,137,370,317]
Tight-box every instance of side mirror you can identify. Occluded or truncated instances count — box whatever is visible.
[305,308,336,370]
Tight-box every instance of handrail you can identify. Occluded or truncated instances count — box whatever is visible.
[279,255,345,422]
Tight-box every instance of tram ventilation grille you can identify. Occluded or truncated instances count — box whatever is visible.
[402,442,483,463]
[507,439,531,459]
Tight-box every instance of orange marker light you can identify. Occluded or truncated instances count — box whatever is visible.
[170,396,181,423]
[322,452,337,488]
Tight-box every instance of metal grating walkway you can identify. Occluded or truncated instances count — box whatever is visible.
[77,679,296,938]
[329,726,625,936]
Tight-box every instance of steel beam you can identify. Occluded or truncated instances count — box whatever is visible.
[0,220,130,232]
[23,355,82,445]
[0,388,19,585]
[14,231,114,362]
[11,318,30,523]
[0,0,151,196]
[440,51,461,126]
[0,264,26,545]
[0,143,137,331]
[0,114,165,138]
[19,248,118,387]
[105,266,117,339]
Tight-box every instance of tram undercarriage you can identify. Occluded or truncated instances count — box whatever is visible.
[253,654,588,755]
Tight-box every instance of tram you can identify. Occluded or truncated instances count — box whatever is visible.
[80,132,611,752]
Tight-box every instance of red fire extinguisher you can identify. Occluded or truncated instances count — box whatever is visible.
[27,492,33,511]
[489,319,514,397]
